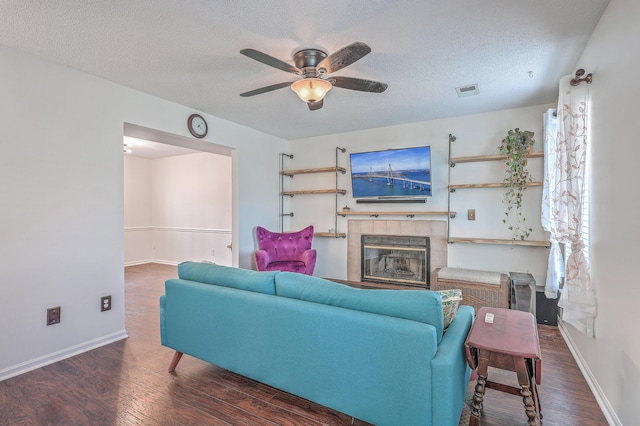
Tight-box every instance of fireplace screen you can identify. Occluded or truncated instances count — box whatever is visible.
[361,235,430,287]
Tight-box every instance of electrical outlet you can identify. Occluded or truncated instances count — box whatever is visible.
[101,295,112,312]
[47,306,61,326]
[468,209,476,221]
[211,249,215,257]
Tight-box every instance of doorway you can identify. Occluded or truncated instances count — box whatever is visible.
[123,123,233,267]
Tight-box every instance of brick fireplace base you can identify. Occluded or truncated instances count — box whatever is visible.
[347,220,447,286]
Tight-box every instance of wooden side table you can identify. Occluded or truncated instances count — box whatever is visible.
[465,307,542,425]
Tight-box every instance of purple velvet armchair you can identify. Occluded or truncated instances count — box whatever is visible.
[254,226,317,275]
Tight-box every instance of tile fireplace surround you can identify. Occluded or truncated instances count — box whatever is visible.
[347,219,447,287]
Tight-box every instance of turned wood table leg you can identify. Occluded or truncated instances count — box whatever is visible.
[520,384,538,425]
[168,351,183,372]
[532,382,543,421]
[469,374,486,426]
[516,357,540,425]
[469,350,490,426]
[533,381,543,420]
[530,359,543,420]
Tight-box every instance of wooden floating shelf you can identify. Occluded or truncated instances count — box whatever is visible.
[314,232,346,238]
[450,151,544,165]
[448,237,550,247]
[449,181,543,190]
[337,211,456,218]
[282,166,346,176]
[282,189,347,196]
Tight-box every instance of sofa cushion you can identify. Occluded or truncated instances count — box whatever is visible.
[437,267,503,285]
[263,260,307,274]
[177,262,277,295]
[275,272,444,341]
[437,289,463,329]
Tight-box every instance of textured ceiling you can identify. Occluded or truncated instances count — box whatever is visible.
[1,0,609,140]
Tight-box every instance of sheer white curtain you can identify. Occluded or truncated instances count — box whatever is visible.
[541,75,597,336]
[541,109,564,299]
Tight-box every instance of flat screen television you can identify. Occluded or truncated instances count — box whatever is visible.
[349,145,432,199]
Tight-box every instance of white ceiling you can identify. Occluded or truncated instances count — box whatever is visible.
[1,0,609,141]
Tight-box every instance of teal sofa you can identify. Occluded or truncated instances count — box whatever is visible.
[160,262,474,426]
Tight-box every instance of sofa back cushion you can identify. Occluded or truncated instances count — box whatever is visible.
[177,262,277,295]
[275,272,444,342]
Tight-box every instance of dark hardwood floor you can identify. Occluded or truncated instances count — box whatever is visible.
[0,263,608,425]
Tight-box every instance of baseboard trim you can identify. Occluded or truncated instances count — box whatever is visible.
[151,259,180,266]
[124,259,178,267]
[0,330,128,382]
[124,259,155,267]
[558,320,620,425]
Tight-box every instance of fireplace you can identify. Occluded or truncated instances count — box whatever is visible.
[347,220,447,287]
[361,235,430,287]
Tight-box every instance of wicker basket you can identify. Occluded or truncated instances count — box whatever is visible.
[431,267,510,312]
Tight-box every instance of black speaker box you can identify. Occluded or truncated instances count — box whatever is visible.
[536,291,558,326]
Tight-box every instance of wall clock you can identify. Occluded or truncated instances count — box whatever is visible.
[187,114,208,138]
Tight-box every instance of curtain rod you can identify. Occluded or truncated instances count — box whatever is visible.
[570,69,593,86]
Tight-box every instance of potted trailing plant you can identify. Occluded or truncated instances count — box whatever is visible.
[498,128,535,240]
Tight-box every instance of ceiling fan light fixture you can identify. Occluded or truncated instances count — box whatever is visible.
[291,78,332,103]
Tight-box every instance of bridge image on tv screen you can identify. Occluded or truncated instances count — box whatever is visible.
[349,146,432,198]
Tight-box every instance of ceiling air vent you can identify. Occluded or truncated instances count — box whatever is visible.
[455,84,479,97]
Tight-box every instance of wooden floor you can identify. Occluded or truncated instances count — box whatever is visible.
[0,263,608,425]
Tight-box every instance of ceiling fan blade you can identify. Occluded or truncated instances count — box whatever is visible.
[240,49,300,74]
[308,99,323,111]
[330,76,388,93]
[240,82,292,97]
[317,42,372,74]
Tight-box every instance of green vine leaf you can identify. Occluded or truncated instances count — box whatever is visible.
[499,128,535,240]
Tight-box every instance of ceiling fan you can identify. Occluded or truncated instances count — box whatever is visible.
[239,42,388,111]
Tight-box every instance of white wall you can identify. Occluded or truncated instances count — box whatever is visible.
[150,152,232,265]
[288,104,551,284]
[124,155,153,263]
[0,45,287,378]
[559,0,640,424]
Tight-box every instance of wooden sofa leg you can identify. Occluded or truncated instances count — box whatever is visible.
[168,351,183,372]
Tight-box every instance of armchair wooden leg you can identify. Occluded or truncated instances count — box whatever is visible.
[168,351,183,372]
